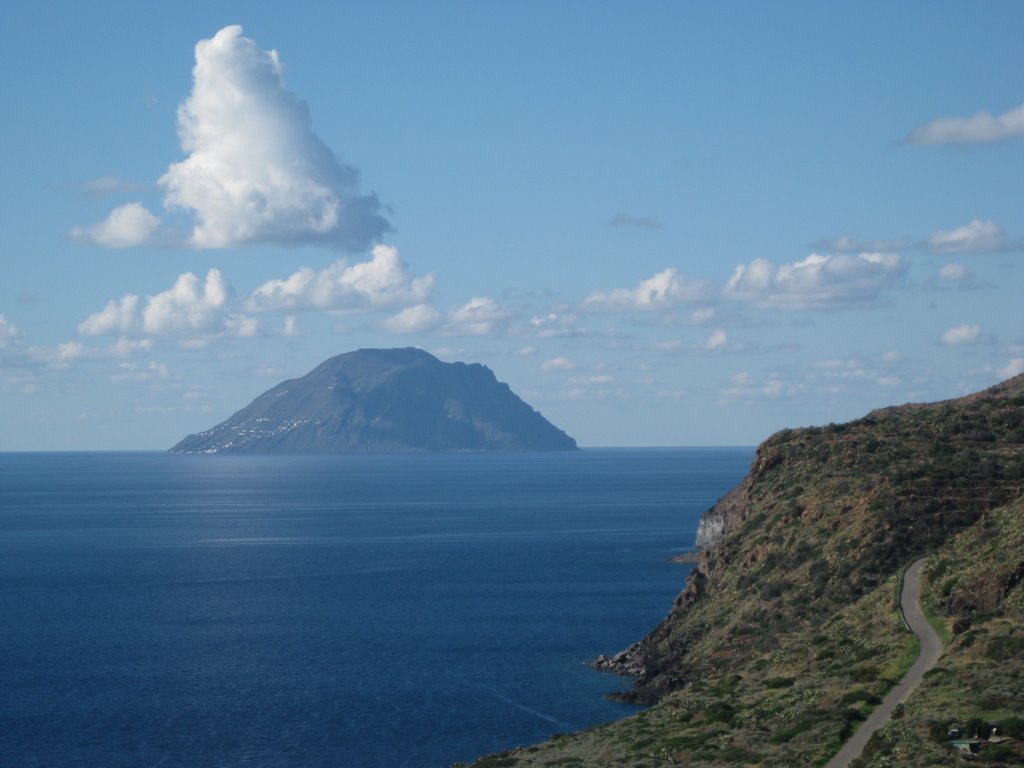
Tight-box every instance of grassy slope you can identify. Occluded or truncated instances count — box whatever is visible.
[852,496,1024,767]
[469,376,1024,768]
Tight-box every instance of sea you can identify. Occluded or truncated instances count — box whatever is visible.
[0,448,752,768]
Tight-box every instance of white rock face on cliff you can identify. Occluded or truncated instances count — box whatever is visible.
[694,510,726,548]
[693,482,750,548]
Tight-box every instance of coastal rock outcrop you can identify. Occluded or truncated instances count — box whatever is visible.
[592,642,645,678]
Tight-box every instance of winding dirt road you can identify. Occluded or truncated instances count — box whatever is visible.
[822,557,944,768]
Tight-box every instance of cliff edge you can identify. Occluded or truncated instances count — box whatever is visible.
[473,373,1024,767]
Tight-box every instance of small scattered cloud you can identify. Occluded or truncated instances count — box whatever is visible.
[812,357,903,390]
[445,297,513,336]
[815,358,865,373]
[653,328,746,355]
[654,306,725,329]
[381,303,443,334]
[145,270,252,336]
[280,316,301,337]
[940,324,986,346]
[111,361,169,384]
[655,388,686,399]
[719,371,798,402]
[609,213,662,231]
[720,364,906,402]
[523,312,585,339]
[381,296,514,337]
[904,102,1024,145]
[690,307,715,325]
[3,334,160,377]
[937,263,974,282]
[583,267,708,312]
[539,356,576,372]
[79,295,142,336]
[723,252,905,310]
[0,315,23,347]
[28,341,89,368]
[248,245,433,313]
[71,202,161,248]
[653,339,683,352]
[431,346,465,361]
[704,328,729,351]
[78,176,143,196]
[557,388,587,401]
[159,25,389,250]
[514,345,537,357]
[109,337,154,358]
[923,218,1019,254]
[808,234,909,253]
[997,358,1024,379]
[183,386,207,402]
[568,374,613,385]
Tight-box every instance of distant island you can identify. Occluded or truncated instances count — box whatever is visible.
[170,347,578,454]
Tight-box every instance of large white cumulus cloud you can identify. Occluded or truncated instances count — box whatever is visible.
[159,25,389,250]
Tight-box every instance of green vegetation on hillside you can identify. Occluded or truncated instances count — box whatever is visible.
[470,376,1024,767]
[853,496,1024,767]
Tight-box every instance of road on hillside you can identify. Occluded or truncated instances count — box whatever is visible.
[822,557,944,768]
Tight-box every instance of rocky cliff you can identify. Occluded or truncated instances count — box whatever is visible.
[472,373,1024,768]
[170,347,578,454]
[627,373,1024,704]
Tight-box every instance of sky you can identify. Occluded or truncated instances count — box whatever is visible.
[1,1,1022,450]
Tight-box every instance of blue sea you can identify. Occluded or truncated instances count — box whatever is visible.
[0,448,751,768]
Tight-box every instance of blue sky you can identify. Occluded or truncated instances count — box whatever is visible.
[1,1,1022,449]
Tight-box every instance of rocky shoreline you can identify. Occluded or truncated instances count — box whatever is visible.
[589,481,744,692]
[591,641,646,678]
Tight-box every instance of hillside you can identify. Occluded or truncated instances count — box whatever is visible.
[170,348,577,453]
[470,375,1024,767]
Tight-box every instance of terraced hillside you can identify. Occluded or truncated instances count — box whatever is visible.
[471,375,1024,767]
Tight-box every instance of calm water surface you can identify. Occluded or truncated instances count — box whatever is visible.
[0,448,752,767]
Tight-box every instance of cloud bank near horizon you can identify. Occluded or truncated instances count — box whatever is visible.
[581,252,906,315]
[77,246,431,342]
